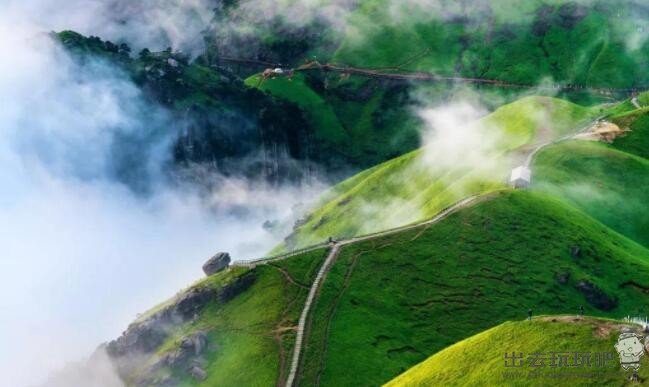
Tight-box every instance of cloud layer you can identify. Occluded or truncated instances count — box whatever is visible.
[0,3,323,386]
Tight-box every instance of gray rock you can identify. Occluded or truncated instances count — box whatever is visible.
[575,280,618,310]
[192,332,208,355]
[106,272,255,385]
[202,252,231,276]
[570,245,581,258]
[190,366,207,381]
[165,332,210,369]
[556,272,570,285]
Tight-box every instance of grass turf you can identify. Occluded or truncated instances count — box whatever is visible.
[282,96,595,250]
[297,190,649,386]
[386,317,648,386]
[334,0,649,88]
[533,140,649,249]
[125,248,329,386]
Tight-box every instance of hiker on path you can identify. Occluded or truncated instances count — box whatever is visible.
[527,309,532,321]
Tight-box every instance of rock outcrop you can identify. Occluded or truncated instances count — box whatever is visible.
[202,252,231,276]
[575,280,618,310]
[105,271,256,385]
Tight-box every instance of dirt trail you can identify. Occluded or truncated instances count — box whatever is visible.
[283,194,489,386]
[219,57,649,95]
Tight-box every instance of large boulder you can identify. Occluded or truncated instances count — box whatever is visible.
[202,252,231,276]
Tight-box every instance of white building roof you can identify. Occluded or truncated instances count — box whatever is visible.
[510,165,531,183]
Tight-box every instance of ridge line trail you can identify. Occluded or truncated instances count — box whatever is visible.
[283,194,488,387]
[524,115,605,168]
[244,114,600,386]
[219,56,648,94]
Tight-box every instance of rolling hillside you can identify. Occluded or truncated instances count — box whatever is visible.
[106,248,328,386]
[296,190,649,386]
[533,140,649,248]
[280,96,596,250]
[105,189,649,386]
[69,2,649,385]
[386,317,648,386]
[334,0,649,88]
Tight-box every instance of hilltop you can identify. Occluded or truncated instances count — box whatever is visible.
[104,189,649,386]
[386,317,648,386]
[46,2,649,387]
[279,95,596,250]
[296,190,649,386]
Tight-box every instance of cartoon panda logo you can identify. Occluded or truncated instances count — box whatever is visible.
[614,333,644,371]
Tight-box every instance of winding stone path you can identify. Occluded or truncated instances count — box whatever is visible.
[284,194,485,387]
[284,244,340,387]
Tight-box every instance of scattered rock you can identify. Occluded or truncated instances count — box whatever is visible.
[106,272,255,383]
[137,374,179,387]
[311,216,328,230]
[202,252,231,276]
[106,317,168,358]
[292,214,311,230]
[172,287,216,321]
[556,272,571,285]
[190,366,207,381]
[570,245,581,258]
[575,280,618,310]
[166,332,209,368]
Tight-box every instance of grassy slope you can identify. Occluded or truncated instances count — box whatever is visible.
[245,73,421,168]
[611,108,649,160]
[334,0,649,88]
[283,96,594,250]
[386,317,648,386]
[533,140,649,249]
[297,190,649,386]
[245,73,349,149]
[127,248,328,386]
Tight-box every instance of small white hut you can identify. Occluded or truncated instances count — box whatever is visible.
[510,166,531,188]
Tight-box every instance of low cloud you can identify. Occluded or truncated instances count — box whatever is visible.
[0,4,322,387]
[418,100,501,172]
[6,0,215,53]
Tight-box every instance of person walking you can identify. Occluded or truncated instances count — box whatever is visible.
[527,309,533,321]
[579,305,584,318]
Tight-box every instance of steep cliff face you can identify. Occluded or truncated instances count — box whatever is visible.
[106,269,256,386]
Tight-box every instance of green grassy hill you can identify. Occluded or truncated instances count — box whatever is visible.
[532,104,649,249]
[281,96,595,250]
[110,248,328,386]
[296,190,649,386]
[334,0,649,88]
[112,190,649,387]
[245,72,421,170]
[386,317,647,386]
[533,140,649,249]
